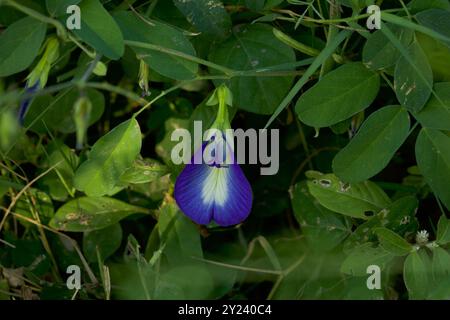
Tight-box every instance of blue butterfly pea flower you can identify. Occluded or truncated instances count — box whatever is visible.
[174,84,252,226]
[174,136,252,227]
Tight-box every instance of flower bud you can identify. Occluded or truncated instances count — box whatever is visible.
[73,95,92,150]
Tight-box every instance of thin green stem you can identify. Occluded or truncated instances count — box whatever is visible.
[85,82,148,105]
[125,40,235,76]
[68,34,97,58]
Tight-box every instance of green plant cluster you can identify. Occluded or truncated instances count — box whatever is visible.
[0,0,449,300]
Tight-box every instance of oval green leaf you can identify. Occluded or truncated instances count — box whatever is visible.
[291,182,352,252]
[417,33,450,82]
[341,243,394,277]
[74,118,142,197]
[363,24,413,71]
[114,11,198,80]
[46,0,81,17]
[119,159,168,185]
[415,128,450,210]
[209,23,296,114]
[83,223,123,262]
[416,9,450,48]
[404,251,430,299]
[173,0,231,40]
[73,0,124,60]
[306,172,391,219]
[0,16,46,77]
[296,62,380,127]
[374,227,412,256]
[394,41,433,112]
[333,106,410,182]
[436,215,450,245]
[25,88,105,134]
[414,82,450,130]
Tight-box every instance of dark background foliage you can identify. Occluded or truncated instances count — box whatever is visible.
[0,0,449,300]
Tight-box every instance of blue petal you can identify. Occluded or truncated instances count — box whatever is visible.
[174,147,214,225]
[212,162,252,226]
[18,83,39,125]
[174,141,252,227]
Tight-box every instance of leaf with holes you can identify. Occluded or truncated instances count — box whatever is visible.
[49,197,147,232]
[306,172,391,219]
[291,182,352,252]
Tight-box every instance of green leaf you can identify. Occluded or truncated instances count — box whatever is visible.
[265,30,351,128]
[374,227,412,256]
[0,17,46,77]
[73,0,124,60]
[408,0,450,14]
[430,247,450,299]
[156,118,190,168]
[417,33,450,82]
[290,182,352,252]
[156,198,203,267]
[363,24,413,71]
[296,62,380,127]
[414,82,450,130]
[26,88,105,134]
[49,197,147,232]
[39,142,79,201]
[173,0,231,39]
[404,250,429,299]
[344,196,419,251]
[416,9,450,48]
[306,172,391,219]
[119,158,168,185]
[436,215,450,245]
[432,247,450,281]
[415,128,450,210]
[16,189,54,227]
[157,265,214,299]
[333,106,410,182]
[23,94,54,134]
[83,223,122,262]
[341,243,394,277]
[209,23,296,114]
[114,11,198,80]
[74,118,142,197]
[394,41,433,112]
[46,0,81,16]
[382,196,419,235]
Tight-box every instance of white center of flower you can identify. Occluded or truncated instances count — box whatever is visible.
[201,167,229,206]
